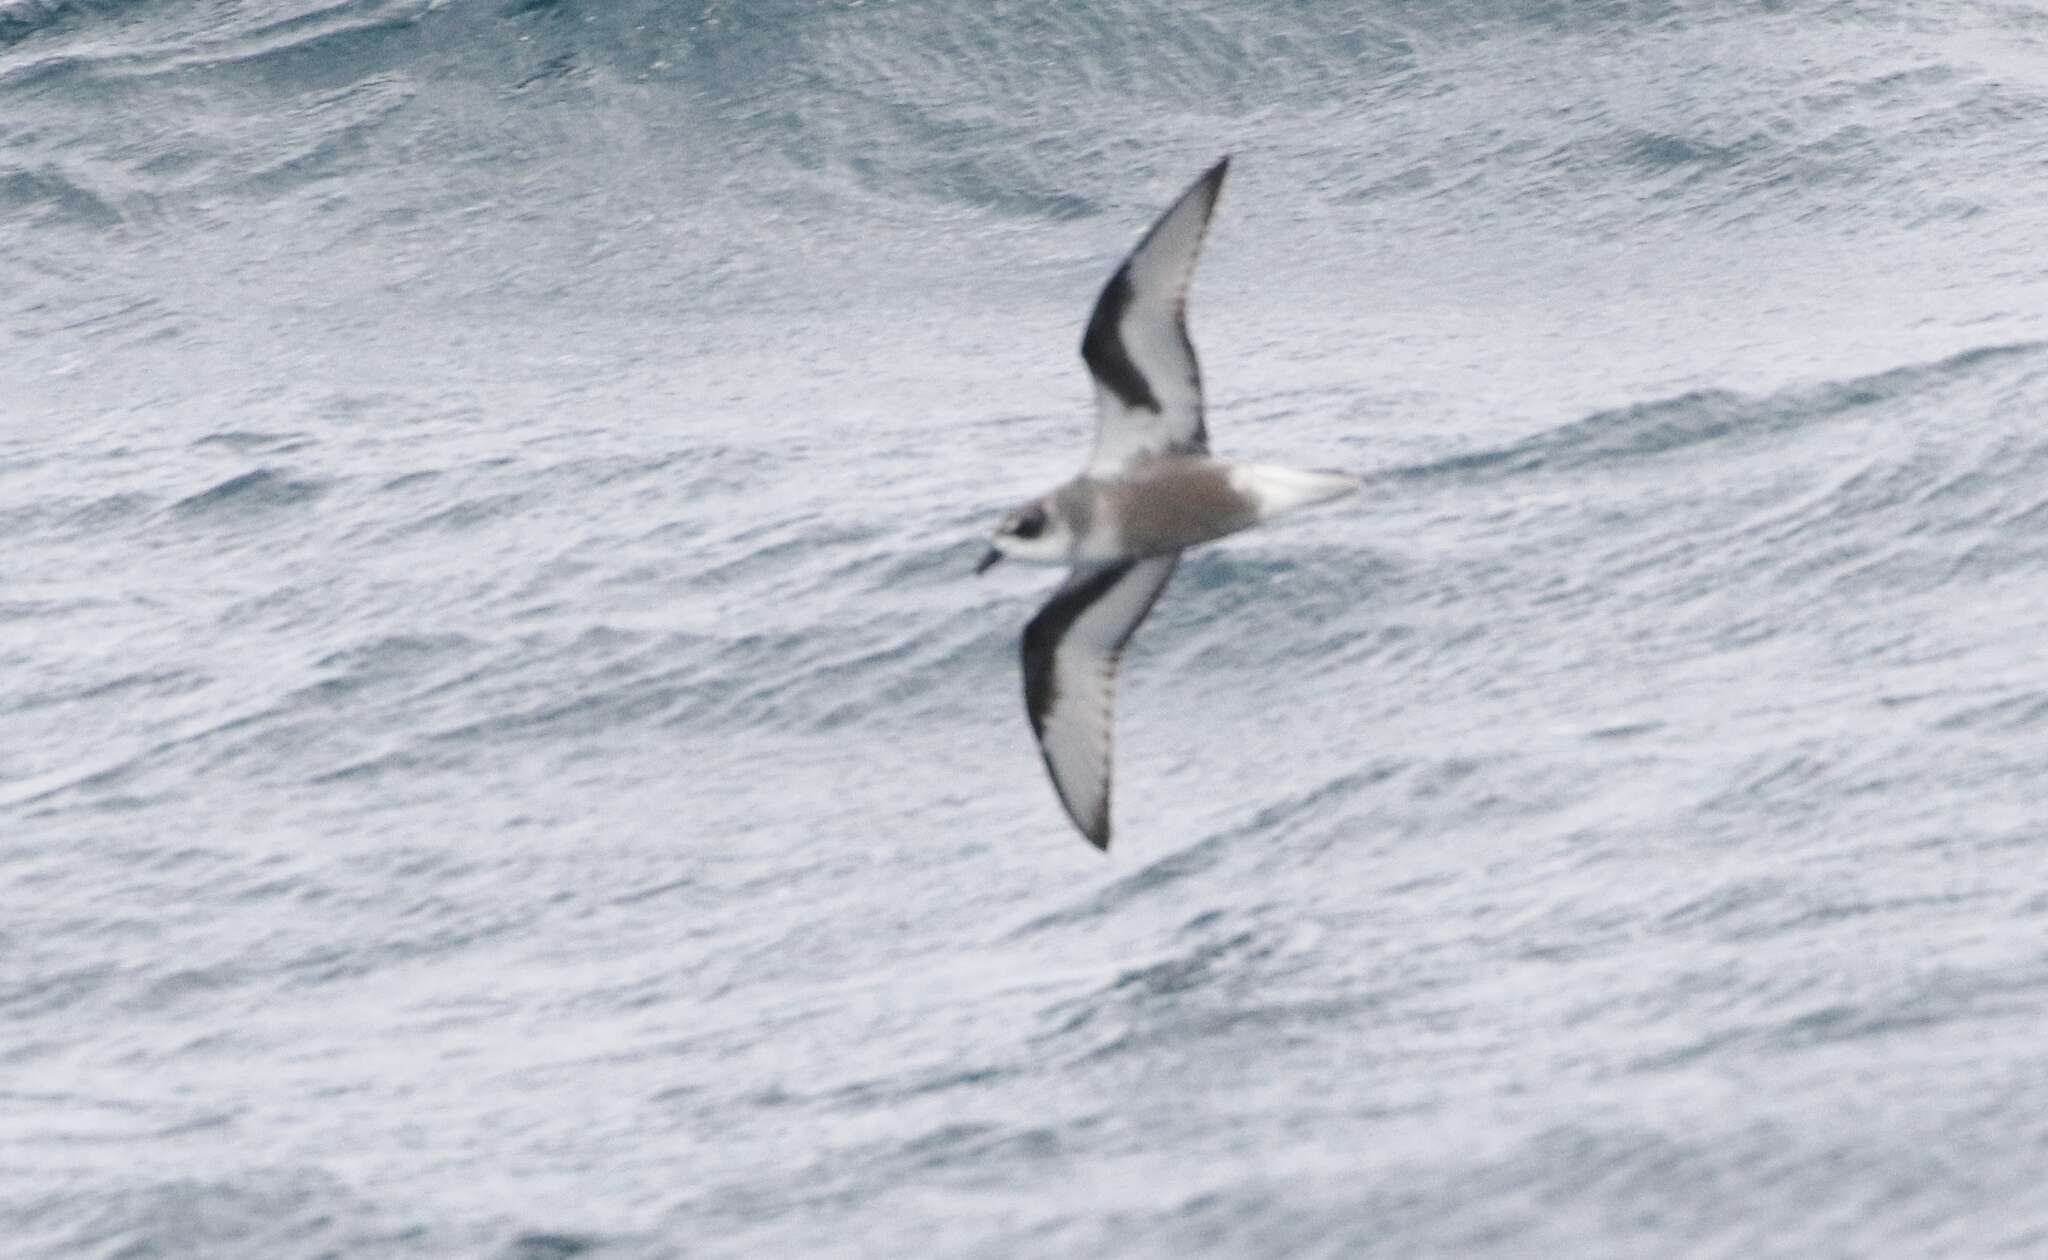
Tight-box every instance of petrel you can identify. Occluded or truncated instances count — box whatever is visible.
[977,158,1360,849]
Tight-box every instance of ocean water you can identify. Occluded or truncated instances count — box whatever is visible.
[6,1,2048,1255]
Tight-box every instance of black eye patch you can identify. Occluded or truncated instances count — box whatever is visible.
[1013,507,1046,539]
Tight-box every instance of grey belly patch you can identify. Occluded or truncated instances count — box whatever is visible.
[1106,463,1259,556]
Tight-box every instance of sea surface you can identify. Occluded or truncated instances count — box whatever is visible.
[6,2,2048,1256]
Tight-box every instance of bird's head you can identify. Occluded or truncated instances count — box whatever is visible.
[976,500,1069,574]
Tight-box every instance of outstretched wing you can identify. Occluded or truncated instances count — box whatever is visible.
[1080,158,1228,477]
[1020,554,1181,849]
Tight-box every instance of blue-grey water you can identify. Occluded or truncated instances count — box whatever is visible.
[6,2,2048,1256]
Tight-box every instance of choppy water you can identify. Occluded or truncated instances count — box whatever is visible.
[7,2,2048,1256]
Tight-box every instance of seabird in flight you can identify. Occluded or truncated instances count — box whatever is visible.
[978,157,1359,849]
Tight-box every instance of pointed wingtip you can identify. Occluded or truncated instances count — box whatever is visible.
[1064,791,1112,850]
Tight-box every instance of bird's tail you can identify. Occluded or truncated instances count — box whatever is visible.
[1232,464,1362,520]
